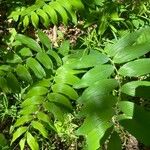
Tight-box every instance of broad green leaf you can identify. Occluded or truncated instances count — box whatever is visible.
[50,2,68,25]
[19,47,33,57]
[66,50,109,69]
[38,30,51,49]
[0,65,11,72]
[47,93,72,110]
[44,102,64,122]
[23,15,29,28]
[31,11,39,28]
[14,115,33,128]
[43,4,58,24]
[104,29,143,57]
[34,78,51,87]
[19,138,26,150]
[31,121,48,138]
[119,101,150,146]
[27,58,46,79]
[121,81,150,98]
[36,9,50,28]
[119,58,150,77]
[16,34,42,52]
[74,65,114,88]
[21,96,44,107]
[54,73,80,85]
[107,132,122,150]
[25,86,48,99]
[27,132,39,150]
[36,52,53,69]
[11,127,27,144]
[4,53,22,64]
[58,40,70,56]
[16,64,33,83]
[7,73,21,93]
[113,42,150,63]
[52,83,78,100]
[19,105,38,115]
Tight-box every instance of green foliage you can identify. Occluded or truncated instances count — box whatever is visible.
[9,0,84,29]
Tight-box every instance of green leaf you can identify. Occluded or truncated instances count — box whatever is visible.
[113,42,150,63]
[25,86,48,99]
[107,132,122,150]
[16,34,42,52]
[36,9,50,28]
[38,30,51,49]
[19,138,26,150]
[19,47,33,57]
[54,73,80,86]
[36,52,53,69]
[27,132,39,150]
[50,1,68,25]
[31,11,39,28]
[66,50,109,69]
[4,53,22,64]
[19,105,38,115]
[119,101,150,146]
[69,0,84,10]
[0,133,8,147]
[7,72,21,93]
[27,58,46,79]
[11,127,27,144]
[58,40,70,56]
[31,121,48,138]
[74,65,114,88]
[119,58,150,77]
[23,15,29,28]
[14,115,33,128]
[57,0,77,24]
[22,96,44,107]
[47,93,72,111]
[0,77,10,93]
[43,4,58,24]
[47,50,62,66]
[44,102,64,122]
[16,64,33,83]
[121,81,150,98]
[52,83,78,100]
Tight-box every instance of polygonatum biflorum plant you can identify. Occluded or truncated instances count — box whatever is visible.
[9,0,84,29]
[0,27,150,149]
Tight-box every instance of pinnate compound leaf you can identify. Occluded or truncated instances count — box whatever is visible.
[27,132,39,150]
[119,58,150,77]
[11,127,27,144]
[27,58,46,79]
[16,34,42,52]
[121,81,150,98]
[31,121,48,138]
[107,131,122,150]
[119,101,150,146]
